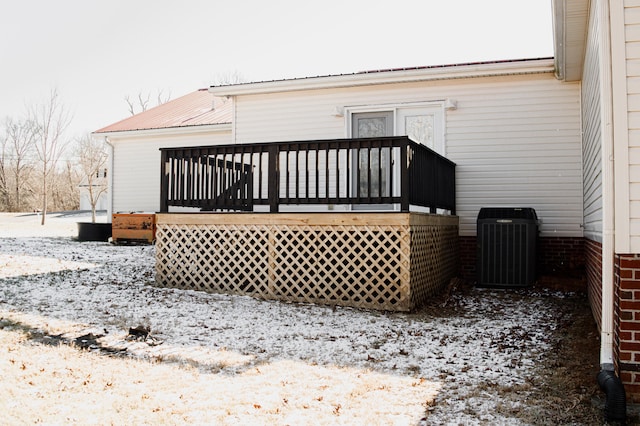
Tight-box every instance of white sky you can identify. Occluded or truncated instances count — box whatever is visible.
[0,0,553,139]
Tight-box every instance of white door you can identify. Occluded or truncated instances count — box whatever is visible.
[352,112,393,210]
[348,105,445,211]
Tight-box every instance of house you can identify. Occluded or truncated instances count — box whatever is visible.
[95,57,579,311]
[94,89,233,215]
[92,0,640,411]
[78,167,108,212]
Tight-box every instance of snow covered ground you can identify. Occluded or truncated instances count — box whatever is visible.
[0,213,600,424]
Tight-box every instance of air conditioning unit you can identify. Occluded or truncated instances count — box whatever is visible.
[477,207,538,287]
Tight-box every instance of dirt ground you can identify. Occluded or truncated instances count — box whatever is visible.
[433,277,621,425]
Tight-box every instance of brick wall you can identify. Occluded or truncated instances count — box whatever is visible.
[537,237,585,276]
[458,236,585,285]
[615,254,640,402]
[585,239,603,331]
[459,236,476,281]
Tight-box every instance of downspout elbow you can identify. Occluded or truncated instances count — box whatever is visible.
[597,369,626,423]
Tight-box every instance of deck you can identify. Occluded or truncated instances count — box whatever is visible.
[155,136,458,311]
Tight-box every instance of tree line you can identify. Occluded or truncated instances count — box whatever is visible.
[0,89,108,224]
[1,77,241,219]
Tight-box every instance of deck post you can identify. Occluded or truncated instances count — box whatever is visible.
[160,149,169,213]
[268,144,279,213]
[400,140,409,212]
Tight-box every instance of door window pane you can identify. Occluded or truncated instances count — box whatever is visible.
[352,113,392,199]
[405,114,434,149]
[357,117,388,138]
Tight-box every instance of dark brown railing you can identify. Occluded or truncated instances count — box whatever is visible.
[159,136,455,214]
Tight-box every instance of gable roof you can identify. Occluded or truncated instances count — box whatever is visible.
[93,89,231,134]
[95,58,557,135]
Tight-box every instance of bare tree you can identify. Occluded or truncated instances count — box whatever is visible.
[76,134,108,222]
[125,89,171,115]
[212,70,246,86]
[0,131,8,210]
[3,117,37,211]
[51,159,80,212]
[30,89,72,225]
[156,89,171,106]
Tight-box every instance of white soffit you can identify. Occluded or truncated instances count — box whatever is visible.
[553,0,589,81]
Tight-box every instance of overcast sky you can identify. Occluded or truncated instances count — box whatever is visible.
[0,0,553,139]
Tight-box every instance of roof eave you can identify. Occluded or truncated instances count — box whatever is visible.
[209,58,556,96]
[92,122,232,139]
[553,0,589,82]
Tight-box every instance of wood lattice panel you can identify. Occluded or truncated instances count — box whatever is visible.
[156,224,271,295]
[409,224,459,307]
[155,213,458,311]
[269,225,411,311]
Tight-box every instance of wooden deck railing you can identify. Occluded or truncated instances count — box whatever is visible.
[159,136,456,213]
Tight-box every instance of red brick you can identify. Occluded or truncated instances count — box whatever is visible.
[621,311,634,321]
[620,301,640,311]
[620,321,640,331]
[623,277,640,288]
[620,257,640,269]
[621,291,635,300]
[620,341,640,352]
[620,331,633,341]
[620,268,634,279]
[620,351,633,361]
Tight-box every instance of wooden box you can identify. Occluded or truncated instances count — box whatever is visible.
[112,213,156,244]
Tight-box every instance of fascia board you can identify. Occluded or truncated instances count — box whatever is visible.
[92,123,232,140]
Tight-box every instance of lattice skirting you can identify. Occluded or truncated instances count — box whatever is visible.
[155,213,459,311]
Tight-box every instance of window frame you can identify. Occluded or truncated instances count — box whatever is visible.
[344,101,447,156]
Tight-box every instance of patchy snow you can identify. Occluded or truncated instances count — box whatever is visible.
[0,213,589,424]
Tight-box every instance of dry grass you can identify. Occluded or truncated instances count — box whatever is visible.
[0,317,439,425]
[0,291,608,425]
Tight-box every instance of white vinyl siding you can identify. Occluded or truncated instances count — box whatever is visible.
[110,130,231,213]
[582,0,604,243]
[232,73,583,237]
[447,79,582,237]
[626,3,640,251]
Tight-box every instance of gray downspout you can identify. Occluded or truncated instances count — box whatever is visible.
[104,136,114,221]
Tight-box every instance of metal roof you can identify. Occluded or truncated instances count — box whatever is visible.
[93,89,232,134]
[209,57,556,96]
